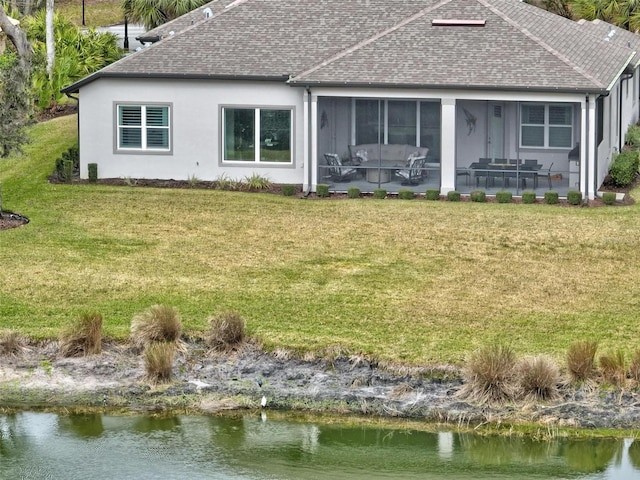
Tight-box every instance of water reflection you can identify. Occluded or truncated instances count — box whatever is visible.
[0,411,638,479]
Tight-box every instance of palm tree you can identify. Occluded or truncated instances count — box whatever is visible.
[122,0,211,30]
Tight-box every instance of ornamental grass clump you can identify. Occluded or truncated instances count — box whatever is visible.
[566,340,598,382]
[59,312,103,357]
[630,349,640,382]
[0,330,26,357]
[599,350,627,386]
[459,344,518,405]
[516,355,561,401]
[206,311,246,352]
[130,305,182,350]
[144,342,175,384]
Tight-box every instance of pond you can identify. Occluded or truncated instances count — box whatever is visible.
[0,412,638,479]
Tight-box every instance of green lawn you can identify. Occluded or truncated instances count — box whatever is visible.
[56,0,123,28]
[2,115,640,365]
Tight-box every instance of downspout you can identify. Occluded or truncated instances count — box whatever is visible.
[585,94,590,205]
[303,86,312,197]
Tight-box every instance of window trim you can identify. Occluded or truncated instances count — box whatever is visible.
[520,103,573,149]
[220,105,295,166]
[113,102,173,155]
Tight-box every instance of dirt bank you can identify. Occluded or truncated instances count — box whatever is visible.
[1,340,639,430]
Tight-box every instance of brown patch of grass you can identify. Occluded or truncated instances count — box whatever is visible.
[516,355,561,401]
[131,305,182,349]
[144,342,175,384]
[59,312,103,357]
[630,349,640,382]
[459,344,518,405]
[567,340,598,382]
[599,350,627,386]
[0,330,27,357]
[205,311,245,352]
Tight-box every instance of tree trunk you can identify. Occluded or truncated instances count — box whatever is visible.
[0,5,33,69]
[46,0,55,80]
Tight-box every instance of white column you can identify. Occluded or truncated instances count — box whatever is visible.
[585,96,597,200]
[310,94,319,191]
[440,98,456,193]
[303,90,310,191]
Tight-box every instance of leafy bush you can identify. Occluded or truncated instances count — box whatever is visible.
[602,192,617,205]
[398,189,414,200]
[373,188,386,199]
[521,191,536,204]
[496,191,512,204]
[316,184,330,197]
[567,190,582,205]
[567,340,598,382]
[460,344,518,404]
[59,312,103,357]
[88,163,98,182]
[55,145,80,181]
[24,11,122,109]
[281,184,295,196]
[425,189,440,200]
[470,190,486,202]
[516,355,560,401]
[446,191,461,202]
[625,123,640,148]
[347,187,361,198]
[599,350,626,386]
[130,305,182,349]
[206,311,246,352]
[0,330,26,357]
[544,191,559,205]
[609,150,640,187]
[144,342,175,383]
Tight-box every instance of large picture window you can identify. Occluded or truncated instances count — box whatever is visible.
[223,107,292,163]
[521,103,572,148]
[117,104,170,151]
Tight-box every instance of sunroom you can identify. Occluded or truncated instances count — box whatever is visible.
[314,95,582,197]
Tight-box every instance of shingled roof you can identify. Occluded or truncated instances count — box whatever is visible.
[63,0,637,94]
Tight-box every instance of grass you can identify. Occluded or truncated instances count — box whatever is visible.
[2,115,640,365]
[56,0,124,28]
[59,311,103,357]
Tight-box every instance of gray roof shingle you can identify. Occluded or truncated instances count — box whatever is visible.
[63,0,637,94]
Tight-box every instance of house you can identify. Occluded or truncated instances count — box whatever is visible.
[62,0,640,200]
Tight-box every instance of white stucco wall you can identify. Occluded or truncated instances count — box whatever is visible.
[77,78,306,184]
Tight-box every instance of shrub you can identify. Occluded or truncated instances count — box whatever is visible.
[567,340,598,382]
[281,184,295,196]
[602,192,617,205]
[373,188,387,199]
[242,173,272,191]
[214,173,241,191]
[144,342,175,383]
[59,312,103,357]
[495,191,512,204]
[516,355,560,401]
[0,330,26,357]
[398,189,414,200]
[88,163,98,182]
[425,189,440,200]
[206,311,246,351]
[470,190,486,202]
[459,344,518,404]
[63,159,73,182]
[567,190,582,205]
[447,191,461,202]
[630,349,640,382]
[543,191,559,205]
[521,191,536,204]
[609,150,640,187]
[599,350,626,386]
[625,123,640,148]
[347,186,361,199]
[130,305,182,349]
[316,184,330,197]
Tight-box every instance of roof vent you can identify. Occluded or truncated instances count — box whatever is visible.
[432,19,485,27]
[203,7,213,18]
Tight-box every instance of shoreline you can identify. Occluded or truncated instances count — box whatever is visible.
[1,341,640,432]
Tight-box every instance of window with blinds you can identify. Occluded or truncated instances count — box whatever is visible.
[520,103,572,149]
[117,105,170,151]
